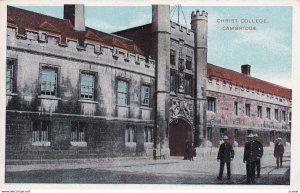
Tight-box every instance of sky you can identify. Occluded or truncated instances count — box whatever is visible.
[18,5,293,88]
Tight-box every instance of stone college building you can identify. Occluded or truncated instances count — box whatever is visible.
[5,5,292,160]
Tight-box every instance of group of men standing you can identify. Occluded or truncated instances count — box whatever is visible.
[216,133,285,184]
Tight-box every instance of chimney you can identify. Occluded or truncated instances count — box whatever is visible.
[64,4,85,31]
[241,64,251,76]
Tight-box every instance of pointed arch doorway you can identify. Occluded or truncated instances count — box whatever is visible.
[169,118,193,156]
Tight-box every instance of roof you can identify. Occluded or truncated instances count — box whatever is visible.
[207,63,292,100]
[7,6,144,55]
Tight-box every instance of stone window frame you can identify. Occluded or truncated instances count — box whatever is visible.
[206,127,212,142]
[185,55,192,70]
[274,109,279,121]
[245,103,251,117]
[207,97,216,112]
[257,106,262,118]
[70,121,87,146]
[144,126,153,143]
[79,70,98,101]
[234,101,238,116]
[117,79,129,106]
[266,107,271,119]
[219,128,227,139]
[125,125,136,144]
[32,120,51,146]
[39,63,61,98]
[6,58,18,94]
[184,74,193,96]
[170,70,177,95]
[141,84,151,107]
[282,111,286,122]
[170,49,176,66]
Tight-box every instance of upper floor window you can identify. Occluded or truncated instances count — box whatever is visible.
[6,58,17,93]
[141,85,150,106]
[266,107,271,119]
[234,101,238,116]
[170,71,177,94]
[117,80,129,105]
[207,127,212,142]
[186,56,192,70]
[80,73,95,100]
[32,120,50,142]
[170,50,176,66]
[40,67,58,96]
[257,106,262,118]
[144,127,153,143]
[245,103,251,116]
[282,111,286,122]
[71,122,86,142]
[185,75,193,96]
[125,126,136,143]
[207,97,216,112]
[275,109,279,120]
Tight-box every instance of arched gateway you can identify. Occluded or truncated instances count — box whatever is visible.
[169,118,193,156]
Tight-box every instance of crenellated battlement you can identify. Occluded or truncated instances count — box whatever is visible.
[191,10,208,21]
[170,21,192,35]
[7,26,155,71]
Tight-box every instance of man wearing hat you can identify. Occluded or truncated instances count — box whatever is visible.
[274,137,285,168]
[243,133,262,184]
[217,135,235,180]
[253,134,263,178]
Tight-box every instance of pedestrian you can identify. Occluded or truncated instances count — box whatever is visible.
[217,136,234,180]
[253,133,263,178]
[243,133,262,184]
[274,137,284,168]
[183,140,190,160]
[188,142,196,161]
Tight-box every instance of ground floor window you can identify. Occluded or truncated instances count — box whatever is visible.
[220,128,227,138]
[207,127,212,141]
[32,120,50,142]
[144,127,153,143]
[234,129,238,141]
[71,122,86,142]
[125,126,136,143]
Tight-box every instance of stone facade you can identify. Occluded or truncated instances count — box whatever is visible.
[5,5,292,160]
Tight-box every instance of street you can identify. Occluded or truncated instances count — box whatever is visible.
[5,147,290,184]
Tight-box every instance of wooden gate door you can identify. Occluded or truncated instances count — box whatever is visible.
[169,119,192,156]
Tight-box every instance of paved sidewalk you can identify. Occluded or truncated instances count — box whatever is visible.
[6,147,290,178]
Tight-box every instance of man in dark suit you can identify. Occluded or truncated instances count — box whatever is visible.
[243,133,262,184]
[253,134,263,178]
[217,136,235,180]
[274,137,285,168]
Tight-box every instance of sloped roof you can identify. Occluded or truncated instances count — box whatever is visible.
[7,6,144,54]
[207,63,292,100]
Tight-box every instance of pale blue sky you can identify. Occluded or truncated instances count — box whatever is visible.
[17,6,292,88]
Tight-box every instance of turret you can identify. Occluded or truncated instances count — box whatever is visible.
[152,5,171,159]
[191,10,208,147]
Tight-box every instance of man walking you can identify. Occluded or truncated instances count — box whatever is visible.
[217,136,234,180]
[243,133,262,184]
[253,134,263,178]
[274,137,284,168]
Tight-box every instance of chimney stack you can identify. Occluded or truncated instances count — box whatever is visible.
[64,4,85,31]
[241,64,251,76]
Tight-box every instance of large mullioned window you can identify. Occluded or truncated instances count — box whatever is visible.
[32,120,50,142]
[40,67,58,96]
[125,126,136,143]
[207,97,216,112]
[144,127,153,143]
[117,80,129,105]
[80,73,95,100]
[71,122,86,142]
[6,58,16,93]
[141,85,150,106]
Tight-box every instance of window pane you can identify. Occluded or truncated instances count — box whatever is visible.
[41,68,57,96]
[81,73,95,99]
[118,80,128,105]
[141,85,150,106]
[6,59,15,92]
